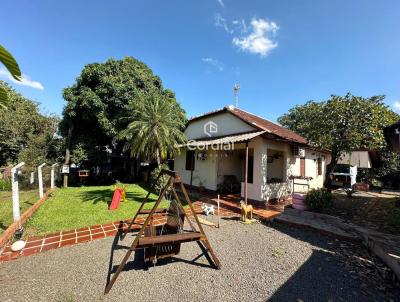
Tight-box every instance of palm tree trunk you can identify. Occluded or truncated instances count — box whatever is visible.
[156,148,162,166]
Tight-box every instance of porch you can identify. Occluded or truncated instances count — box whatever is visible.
[176,132,314,202]
[212,142,292,202]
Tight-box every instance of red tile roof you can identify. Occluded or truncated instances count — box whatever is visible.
[189,106,308,145]
[228,107,308,145]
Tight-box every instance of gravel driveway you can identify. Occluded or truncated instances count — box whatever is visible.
[0,219,398,302]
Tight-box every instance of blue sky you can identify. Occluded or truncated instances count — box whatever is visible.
[1,0,400,121]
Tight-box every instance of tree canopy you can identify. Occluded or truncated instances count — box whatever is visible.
[0,81,61,166]
[60,56,186,166]
[119,92,186,164]
[278,93,399,186]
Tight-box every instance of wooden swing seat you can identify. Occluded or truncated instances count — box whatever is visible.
[138,231,203,248]
[137,208,168,214]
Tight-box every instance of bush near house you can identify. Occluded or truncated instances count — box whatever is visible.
[305,188,333,212]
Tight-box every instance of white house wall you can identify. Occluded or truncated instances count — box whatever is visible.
[185,112,256,139]
[289,150,327,193]
[240,139,327,201]
[176,144,328,201]
[174,149,219,190]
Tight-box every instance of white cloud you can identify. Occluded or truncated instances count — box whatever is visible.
[232,18,279,56]
[217,0,224,7]
[202,58,224,71]
[0,68,44,90]
[393,101,400,111]
[214,13,233,34]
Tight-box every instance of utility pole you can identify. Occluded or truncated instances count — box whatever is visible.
[234,83,240,107]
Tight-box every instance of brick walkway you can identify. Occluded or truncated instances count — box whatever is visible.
[0,197,280,262]
[199,193,282,221]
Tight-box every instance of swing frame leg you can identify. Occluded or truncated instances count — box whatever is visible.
[104,170,221,294]
[104,177,173,294]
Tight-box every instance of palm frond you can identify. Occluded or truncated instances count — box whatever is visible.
[0,45,22,81]
[119,93,186,162]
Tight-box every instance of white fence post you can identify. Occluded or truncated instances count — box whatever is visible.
[11,162,25,223]
[50,163,58,189]
[38,163,46,198]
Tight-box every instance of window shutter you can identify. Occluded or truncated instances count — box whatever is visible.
[185,150,195,171]
[317,158,322,176]
[300,158,305,177]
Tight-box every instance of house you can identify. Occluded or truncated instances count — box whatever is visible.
[174,105,331,203]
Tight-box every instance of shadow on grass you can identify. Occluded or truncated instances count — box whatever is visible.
[0,222,8,231]
[77,184,158,206]
[78,189,114,205]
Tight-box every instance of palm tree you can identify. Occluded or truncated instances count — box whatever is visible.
[119,94,187,165]
[0,44,22,108]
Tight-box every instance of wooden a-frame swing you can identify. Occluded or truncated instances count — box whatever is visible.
[104,169,221,294]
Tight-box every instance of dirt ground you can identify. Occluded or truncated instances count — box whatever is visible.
[322,190,400,235]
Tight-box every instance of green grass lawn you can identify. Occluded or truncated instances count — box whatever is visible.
[23,184,167,238]
[0,189,40,235]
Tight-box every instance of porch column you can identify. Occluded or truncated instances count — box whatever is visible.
[244,141,249,204]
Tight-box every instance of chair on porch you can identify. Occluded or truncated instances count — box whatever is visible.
[218,175,241,194]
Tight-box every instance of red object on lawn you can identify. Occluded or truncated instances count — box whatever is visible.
[109,188,123,210]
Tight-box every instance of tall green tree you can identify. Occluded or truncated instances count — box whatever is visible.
[119,93,186,164]
[278,93,399,188]
[0,81,60,166]
[60,57,186,183]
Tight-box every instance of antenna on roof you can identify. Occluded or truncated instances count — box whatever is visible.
[234,83,240,108]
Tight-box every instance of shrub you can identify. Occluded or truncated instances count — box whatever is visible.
[0,178,12,191]
[305,188,332,212]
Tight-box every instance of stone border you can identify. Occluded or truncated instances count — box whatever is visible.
[0,189,54,249]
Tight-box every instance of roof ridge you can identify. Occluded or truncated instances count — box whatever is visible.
[229,106,282,127]
[188,106,227,121]
[227,106,308,144]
